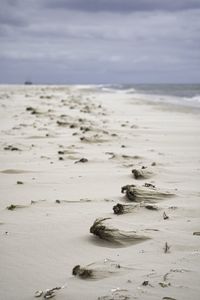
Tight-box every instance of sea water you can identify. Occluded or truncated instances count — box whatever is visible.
[99,84,200,108]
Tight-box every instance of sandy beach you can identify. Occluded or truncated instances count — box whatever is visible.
[0,85,200,300]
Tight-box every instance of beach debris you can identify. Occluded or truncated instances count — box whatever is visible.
[7,204,27,211]
[144,182,156,188]
[57,120,69,126]
[4,145,20,151]
[26,106,35,111]
[98,289,130,300]
[0,169,32,174]
[17,181,24,185]
[80,135,107,144]
[163,272,170,282]
[31,199,46,205]
[43,287,61,299]
[69,123,78,129]
[90,218,150,246]
[105,152,142,162]
[170,268,190,273]
[163,211,169,220]
[159,282,171,288]
[193,232,200,236]
[80,126,91,133]
[72,265,93,279]
[34,285,65,298]
[151,162,156,166]
[164,242,171,253]
[26,106,40,115]
[162,297,176,300]
[113,202,158,215]
[74,158,88,163]
[132,168,153,180]
[168,206,178,210]
[142,280,149,286]
[144,204,159,210]
[113,203,139,215]
[121,184,173,203]
[55,199,92,204]
[73,259,130,280]
[58,150,64,155]
[34,290,43,297]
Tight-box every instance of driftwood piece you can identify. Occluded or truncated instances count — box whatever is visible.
[113,202,159,215]
[90,218,150,246]
[121,185,173,203]
[132,168,153,179]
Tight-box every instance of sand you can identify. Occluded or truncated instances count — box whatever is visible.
[0,85,200,300]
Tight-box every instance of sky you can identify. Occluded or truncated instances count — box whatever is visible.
[0,0,200,84]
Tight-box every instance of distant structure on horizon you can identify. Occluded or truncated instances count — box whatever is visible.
[24,80,32,85]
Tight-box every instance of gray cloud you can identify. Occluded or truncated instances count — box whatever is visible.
[44,0,200,13]
[0,0,200,83]
[0,0,28,27]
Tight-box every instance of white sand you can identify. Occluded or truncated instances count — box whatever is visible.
[0,85,200,300]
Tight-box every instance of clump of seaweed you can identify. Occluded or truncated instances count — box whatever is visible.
[26,107,40,115]
[132,168,153,180]
[74,158,88,163]
[90,218,150,246]
[113,203,139,215]
[121,185,173,203]
[17,181,24,185]
[144,204,159,210]
[113,203,159,215]
[57,120,69,126]
[7,204,27,211]
[4,145,20,151]
[72,259,129,280]
[193,232,200,236]
[72,265,93,279]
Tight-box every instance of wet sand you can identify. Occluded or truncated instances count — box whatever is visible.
[0,85,200,300]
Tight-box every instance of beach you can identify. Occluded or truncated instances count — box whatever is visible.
[0,85,200,300]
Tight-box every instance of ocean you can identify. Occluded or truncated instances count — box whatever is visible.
[98,84,200,108]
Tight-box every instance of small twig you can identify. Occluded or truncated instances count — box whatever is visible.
[164,242,170,253]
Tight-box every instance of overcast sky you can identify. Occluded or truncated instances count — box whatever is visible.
[1,0,200,84]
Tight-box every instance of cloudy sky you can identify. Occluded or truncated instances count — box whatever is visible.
[1,0,200,84]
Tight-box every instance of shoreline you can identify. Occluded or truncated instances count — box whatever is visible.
[1,83,200,111]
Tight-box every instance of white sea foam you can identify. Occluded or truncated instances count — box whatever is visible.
[184,95,200,104]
